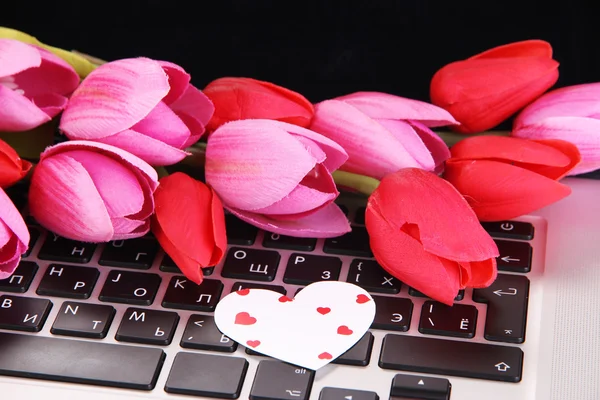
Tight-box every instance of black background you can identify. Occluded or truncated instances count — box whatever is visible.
[2,1,598,105]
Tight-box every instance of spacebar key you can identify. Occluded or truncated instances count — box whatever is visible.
[379,334,523,382]
[0,332,165,390]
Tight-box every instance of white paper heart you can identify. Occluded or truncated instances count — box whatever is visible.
[214,281,376,370]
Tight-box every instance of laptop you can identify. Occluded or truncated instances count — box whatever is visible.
[0,172,598,400]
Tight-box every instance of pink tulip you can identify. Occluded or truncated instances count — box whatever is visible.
[0,187,29,279]
[28,141,159,242]
[512,83,600,175]
[0,39,79,132]
[205,119,351,237]
[309,92,458,180]
[59,58,214,166]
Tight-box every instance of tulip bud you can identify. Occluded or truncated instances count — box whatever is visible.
[430,40,559,134]
[0,187,29,279]
[203,77,314,132]
[0,139,31,188]
[512,82,600,175]
[205,119,350,238]
[152,172,227,285]
[443,136,580,221]
[29,141,159,242]
[366,168,499,305]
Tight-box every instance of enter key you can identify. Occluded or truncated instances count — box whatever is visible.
[473,274,530,344]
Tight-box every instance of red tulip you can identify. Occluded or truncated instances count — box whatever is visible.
[203,77,314,131]
[151,172,227,284]
[430,40,559,134]
[365,168,499,305]
[443,136,580,221]
[0,138,32,188]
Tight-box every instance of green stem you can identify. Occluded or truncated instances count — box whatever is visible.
[332,170,380,196]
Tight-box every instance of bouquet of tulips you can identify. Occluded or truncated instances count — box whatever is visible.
[1,28,591,305]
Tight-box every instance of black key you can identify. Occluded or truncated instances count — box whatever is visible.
[323,227,372,257]
[354,206,366,224]
[390,374,451,400]
[320,387,379,400]
[162,276,223,311]
[418,301,478,338]
[347,259,401,294]
[99,270,161,305]
[495,240,533,273]
[181,314,237,352]
[0,261,38,293]
[36,264,99,299]
[221,247,280,282]
[22,227,40,257]
[371,296,413,331]
[116,307,179,345]
[283,253,341,285]
[98,238,159,269]
[226,213,258,245]
[159,255,214,276]
[481,221,534,240]
[473,274,530,343]
[379,334,523,382]
[51,301,115,338]
[37,232,97,263]
[263,232,317,251]
[230,282,287,295]
[250,360,314,400]
[408,287,465,301]
[0,295,52,332]
[165,352,248,398]
[0,332,164,390]
[332,332,373,366]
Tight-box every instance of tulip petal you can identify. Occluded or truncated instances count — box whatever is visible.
[470,40,553,59]
[60,58,170,139]
[12,47,79,98]
[0,39,41,77]
[376,119,435,171]
[311,100,420,179]
[153,173,227,284]
[157,60,190,104]
[336,91,459,127]
[170,85,214,146]
[96,129,190,166]
[514,83,600,127]
[205,120,316,210]
[111,218,146,239]
[227,203,351,238]
[512,116,600,174]
[131,101,190,148]
[409,121,451,174]
[29,154,114,242]
[444,159,572,221]
[463,259,498,288]
[30,92,68,119]
[204,77,314,131]
[365,211,460,305]
[61,150,145,218]
[0,188,29,249]
[370,168,499,262]
[0,85,50,131]
[0,140,32,188]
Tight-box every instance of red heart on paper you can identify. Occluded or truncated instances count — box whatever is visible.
[278,295,293,303]
[317,307,331,315]
[236,288,250,296]
[318,352,333,360]
[356,294,370,304]
[246,340,261,348]
[234,312,257,325]
[337,325,353,335]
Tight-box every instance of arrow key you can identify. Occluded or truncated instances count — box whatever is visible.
[319,387,379,400]
[495,240,532,273]
[473,274,530,343]
[390,373,451,400]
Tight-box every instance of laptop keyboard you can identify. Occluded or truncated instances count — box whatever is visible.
[0,187,537,399]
